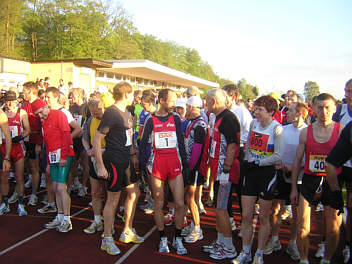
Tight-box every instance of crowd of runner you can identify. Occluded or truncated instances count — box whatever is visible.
[0,78,352,264]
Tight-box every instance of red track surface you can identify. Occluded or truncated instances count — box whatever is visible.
[0,186,345,263]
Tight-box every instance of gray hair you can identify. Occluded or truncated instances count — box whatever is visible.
[207,88,229,106]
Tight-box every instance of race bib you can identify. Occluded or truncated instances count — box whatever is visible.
[9,126,19,138]
[125,128,133,146]
[155,131,177,149]
[309,154,326,173]
[74,114,83,127]
[210,140,216,158]
[249,131,269,152]
[49,148,61,164]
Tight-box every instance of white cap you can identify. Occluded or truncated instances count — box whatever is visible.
[97,84,108,94]
[186,96,203,108]
[176,98,187,108]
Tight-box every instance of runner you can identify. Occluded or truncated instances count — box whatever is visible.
[0,91,30,216]
[93,82,143,256]
[183,96,207,243]
[32,99,75,233]
[232,95,284,264]
[139,88,188,255]
[200,88,240,260]
[263,102,308,260]
[290,93,342,264]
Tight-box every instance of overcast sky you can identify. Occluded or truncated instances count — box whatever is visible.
[118,0,351,100]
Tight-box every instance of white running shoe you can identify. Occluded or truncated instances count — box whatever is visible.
[184,228,203,243]
[252,253,264,264]
[231,250,252,264]
[315,242,325,258]
[24,175,32,188]
[8,191,18,204]
[172,237,187,255]
[84,221,103,234]
[101,237,121,255]
[181,224,193,237]
[343,245,350,263]
[0,203,10,215]
[159,236,170,253]
[286,242,300,261]
[263,239,282,255]
[57,220,72,233]
[27,194,38,206]
[44,217,61,229]
[209,244,237,260]
[119,228,144,243]
[37,204,57,214]
[17,204,27,216]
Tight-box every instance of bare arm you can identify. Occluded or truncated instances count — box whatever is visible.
[223,142,238,170]
[0,110,11,171]
[69,120,83,139]
[92,129,108,178]
[20,109,31,137]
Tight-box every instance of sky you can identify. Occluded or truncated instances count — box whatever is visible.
[117,0,351,100]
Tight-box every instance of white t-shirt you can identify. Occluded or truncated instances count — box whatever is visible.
[59,107,74,124]
[230,105,253,146]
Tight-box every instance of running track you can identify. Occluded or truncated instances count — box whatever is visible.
[0,186,345,263]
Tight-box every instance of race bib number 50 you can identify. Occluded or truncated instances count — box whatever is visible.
[309,154,326,173]
[155,131,177,149]
[49,149,61,164]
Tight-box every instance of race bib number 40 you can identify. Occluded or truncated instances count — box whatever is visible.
[309,154,326,173]
[49,148,61,164]
[155,131,177,149]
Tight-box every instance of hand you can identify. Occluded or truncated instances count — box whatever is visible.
[330,190,344,216]
[86,148,93,157]
[290,188,298,205]
[219,172,229,185]
[59,159,67,167]
[2,160,11,172]
[12,135,24,143]
[131,155,139,170]
[97,166,108,179]
[274,161,282,170]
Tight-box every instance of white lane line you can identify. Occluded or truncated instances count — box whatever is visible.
[115,225,157,264]
[0,206,89,256]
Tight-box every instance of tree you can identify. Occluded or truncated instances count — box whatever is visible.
[304,81,320,102]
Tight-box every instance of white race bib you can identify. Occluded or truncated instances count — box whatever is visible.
[309,154,326,173]
[155,131,177,149]
[210,141,216,158]
[125,128,133,146]
[9,126,19,138]
[49,148,61,164]
[74,114,83,127]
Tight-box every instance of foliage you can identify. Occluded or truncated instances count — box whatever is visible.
[237,78,259,100]
[304,81,320,102]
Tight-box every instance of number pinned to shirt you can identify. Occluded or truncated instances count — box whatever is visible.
[49,148,61,164]
[155,131,177,149]
[309,155,326,173]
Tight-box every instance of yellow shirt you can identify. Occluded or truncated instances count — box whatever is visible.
[90,118,106,148]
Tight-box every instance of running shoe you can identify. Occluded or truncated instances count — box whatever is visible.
[40,173,46,188]
[252,253,264,264]
[44,217,61,229]
[231,250,252,264]
[286,242,300,261]
[84,221,103,234]
[263,239,281,255]
[181,224,192,236]
[38,203,57,214]
[184,228,203,243]
[209,244,237,260]
[205,196,213,207]
[159,236,170,253]
[8,191,18,204]
[24,175,32,188]
[0,203,10,215]
[172,237,187,255]
[27,194,38,206]
[198,201,207,215]
[164,213,174,226]
[315,242,325,258]
[143,201,154,214]
[202,240,221,253]
[17,204,27,216]
[57,220,72,233]
[343,245,350,263]
[119,228,144,243]
[101,237,121,255]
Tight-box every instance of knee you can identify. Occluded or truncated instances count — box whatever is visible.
[175,201,185,211]
[298,225,310,238]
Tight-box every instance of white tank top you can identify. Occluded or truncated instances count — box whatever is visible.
[337,104,352,167]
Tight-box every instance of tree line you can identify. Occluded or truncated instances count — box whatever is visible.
[0,0,259,99]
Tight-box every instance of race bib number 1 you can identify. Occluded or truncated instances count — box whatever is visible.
[155,131,177,149]
[309,154,326,173]
[49,149,61,164]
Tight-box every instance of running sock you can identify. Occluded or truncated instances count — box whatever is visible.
[255,249,263,256]
[193,225,200,232]
[243,245,251,254]
[217,232,224,244]
[2,196,8,205]
[175,228,182,238]
[18,196,24,204]
[272,235,279,242]
[94,215,102,224]
[58,213,64,223]
[223,237,234,249]
[159,230,166,239]
[48,202,55,207]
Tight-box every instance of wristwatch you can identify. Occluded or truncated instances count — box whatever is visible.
[4,158,10,161]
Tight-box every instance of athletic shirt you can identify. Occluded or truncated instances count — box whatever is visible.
[247,119,280,163]
[90,118,106,148]
[152,114,178,155]
[304,122,341,176]
[21,100,42,145]
[209,110,240,183]
[282,124,307,183]
[333,104,352,167]
[138,109,150,138]
[184,116,207,162]
[3,110,21,142]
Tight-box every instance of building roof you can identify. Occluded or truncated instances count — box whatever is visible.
[100,59,219,89]
[31,58,112,68]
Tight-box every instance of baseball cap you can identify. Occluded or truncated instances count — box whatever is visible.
[4,90,17,101]
[186,96,203,108]
[176,98,187,108]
